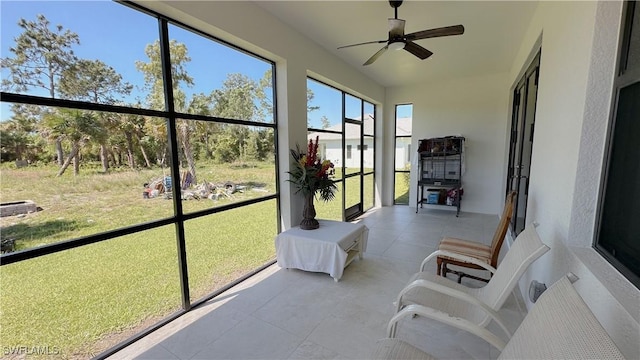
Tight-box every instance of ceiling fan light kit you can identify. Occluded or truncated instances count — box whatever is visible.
[337,0,465,66]
[388,41,405,51]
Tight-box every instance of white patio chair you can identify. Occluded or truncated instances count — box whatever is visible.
[392,224,549,340]
[373,275,625,359]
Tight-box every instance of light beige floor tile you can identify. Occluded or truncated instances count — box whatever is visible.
[192,315,303,359]
[134,344,180,360]
[364,233,397,255]
[110,206,525,360]
[158,305,247,359]
[382,242,436,266]
[287,340,341,360]
[307,314,387,359]
[252,277,347,338]
[395,229,443,247]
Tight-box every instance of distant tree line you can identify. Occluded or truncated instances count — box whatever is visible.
[1,14,320,182]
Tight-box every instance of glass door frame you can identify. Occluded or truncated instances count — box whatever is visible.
[506,51,541,235]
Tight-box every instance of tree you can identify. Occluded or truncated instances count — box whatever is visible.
[136,40,199,184]
[256,69,273,122]
[209,73,262,163]
[42,108,104,176]
[135,40,193,111]
[306,88,320,127]
[320,115,331,129]
[212,73,258,120]
[245,128,274,162]
[0,104,43,162]
[0,14,80,166]
[110,112,148,170]
[59,59,132,103]
[59,59,133,172]
[192,93,218,159]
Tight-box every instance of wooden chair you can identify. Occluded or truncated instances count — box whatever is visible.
[437,191,517,283]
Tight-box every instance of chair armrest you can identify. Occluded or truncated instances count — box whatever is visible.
[395,278,512,339]
[387,304,507,351]
[419,249,497,273]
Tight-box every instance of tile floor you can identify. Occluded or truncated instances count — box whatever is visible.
[109,206,527,360]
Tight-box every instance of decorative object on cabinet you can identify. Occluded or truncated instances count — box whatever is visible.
[416,136,465,216]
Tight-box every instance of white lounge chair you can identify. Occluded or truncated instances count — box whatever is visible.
[373,275,625,359]
[392,224,549,340]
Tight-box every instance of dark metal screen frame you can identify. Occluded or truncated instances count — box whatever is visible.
[306,77,376,221]
[0,1,281,357]
[393,103,413,205]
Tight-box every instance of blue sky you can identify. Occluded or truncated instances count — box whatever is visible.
[1,1,411,126]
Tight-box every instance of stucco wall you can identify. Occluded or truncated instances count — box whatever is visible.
[508,1,639,358]
[385,72,511,214]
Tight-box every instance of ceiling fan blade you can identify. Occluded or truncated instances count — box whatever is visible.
[403,41,433,60]
[363,45,389,66]
[338,40,387,49]
[388,18,405,38]
[405,24,465,41]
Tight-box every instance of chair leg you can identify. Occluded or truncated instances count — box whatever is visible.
[443,264,491,284]
[462,272,490,283]
[437,257,442,276]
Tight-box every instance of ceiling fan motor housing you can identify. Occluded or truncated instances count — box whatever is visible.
[389,1,403,9]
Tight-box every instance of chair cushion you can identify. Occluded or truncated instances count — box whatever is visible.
[438,237,491,264]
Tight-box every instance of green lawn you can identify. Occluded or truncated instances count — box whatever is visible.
[0,163,374,358]
[0,163,278,358]
[394,171,410,205]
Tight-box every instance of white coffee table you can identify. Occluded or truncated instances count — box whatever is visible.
[274,220,368,281]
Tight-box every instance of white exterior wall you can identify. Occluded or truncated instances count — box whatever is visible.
[323,140,343,167]
[394,139,411,170]
[316,139,374,169]
[507,2,639,358]
[385,72,511,214]
[318,138,374,169]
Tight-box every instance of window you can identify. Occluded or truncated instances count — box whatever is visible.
[394,104,413,205]
[595,1,640,288]
[0,1,278,357]
[306,78,376,220]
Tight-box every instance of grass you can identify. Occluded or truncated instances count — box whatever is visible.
[0,162,278,358]
[0,162,375,358]
[394,171,410,205]
[0,162,276,250]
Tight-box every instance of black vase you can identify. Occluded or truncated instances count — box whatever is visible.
[300,193,319,230]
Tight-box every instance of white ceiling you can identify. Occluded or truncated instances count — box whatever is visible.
[255,1,538,88]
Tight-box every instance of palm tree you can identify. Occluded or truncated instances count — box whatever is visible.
[42,108,104,176]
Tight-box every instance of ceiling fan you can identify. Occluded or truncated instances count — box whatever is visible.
[337,0,464,66]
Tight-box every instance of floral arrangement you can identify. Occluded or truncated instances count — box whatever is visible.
[288,136,337,202]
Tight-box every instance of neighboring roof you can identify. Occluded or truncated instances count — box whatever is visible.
[308,114,412,140]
